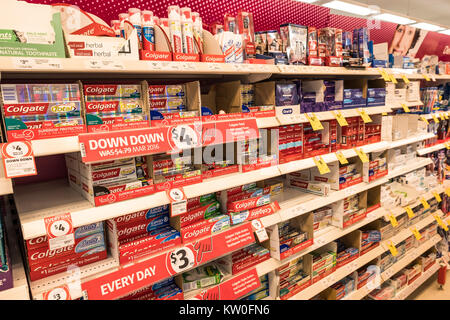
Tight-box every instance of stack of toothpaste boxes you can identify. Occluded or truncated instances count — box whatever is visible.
[120,277,183,300]
[106,204,180,265]
[230,243,270,275]
[148,84,186,115]
[25,222,107,281]
[82,82,149,132]
[0,83,86,141]
[241,274,269,300]
[278,256,311,300]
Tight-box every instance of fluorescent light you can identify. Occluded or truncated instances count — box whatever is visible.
[410,22,444,32]
[371,13,416,25]
[323,1,377,16]
[439,29,450,35]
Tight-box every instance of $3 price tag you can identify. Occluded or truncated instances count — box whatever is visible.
[43,285,71,300]
[169,247,196,274]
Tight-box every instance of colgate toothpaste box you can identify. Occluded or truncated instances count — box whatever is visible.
[113,205,169,227]
[29,248,107,281]
[26,222,104,251]
[227,194,271,213]
[113,226,181,265]
[27,232,106,266]
[85,164,139,186]
[148,85,185,98]
[114,214,170,242]
[174,201,221,227]
[187,193,217,210]
[229,202,280,225]
[180,215,230,243]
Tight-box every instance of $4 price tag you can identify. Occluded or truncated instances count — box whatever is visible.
[44,213,74,251]
[1,141,37,179]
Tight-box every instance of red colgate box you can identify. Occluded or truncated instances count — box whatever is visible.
[85,116,150,133]
[186,193,217,211]
[232,253,270,275]
[153,172,203,192]
[108,225,181,265]
[114,215,170,242]
[29,249,107,281]
[172,52,200,62]
[112,205,169,228]
[139,50,173,61]
[174,201,221,226]
[201,54,225,63]
[227,194,271,213]
[228,202,280,225]
[27,232,106,266]
[26,222,104,251]
[179,215,231,244]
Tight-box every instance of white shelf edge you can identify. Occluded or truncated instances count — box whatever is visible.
[417,143,447,156]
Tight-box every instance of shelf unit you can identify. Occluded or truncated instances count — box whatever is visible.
[417,142,447,156]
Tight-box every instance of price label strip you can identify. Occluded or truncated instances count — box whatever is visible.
[306,113,323,131]
[433,192,442,203]
[388,241,398,257]
[405,206,415,219]
[357,109,372,123]
[44,213,75,251]
[401,74,410,84]
[419,116,429,124]
[313,156,330,174]
[1,141,37,179]
[420,198,430,210]
[332,111,348,127]
[411,227,422,241]
[434,214,449,232]
[388,213,399,228]
[354,148,369,163]
[401,103,410,113]
[335,151,349,165]
[251,219,269,242]
[167,187,187,217]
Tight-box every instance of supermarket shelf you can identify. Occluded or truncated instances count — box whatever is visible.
[423,111,449,120]
[390,262,440,300]
[388,132,436,149]
[0,178,13,196]
[417,142,447,156]
[277,65,381,77]
[389,101,424,109]
[31,136,80,157]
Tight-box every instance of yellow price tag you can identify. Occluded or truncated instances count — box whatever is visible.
[357,109,372,123]
[382,112,388,116]
[388,241,398,257]
[306,113,324,131]
[446,188,450,197]
[420,198,430,210]
[389,73,398,84]
[335,151,349,165]
[378,68,390,81]
[441,113,446,121]
[433,192,442,203]
[419,116,429,124]
[313,156,330,175]
[405,206,415,219]
[411,227,422,240]
[332,111,348,127]
[446,142,450,150]
[432,115,440,123]
[401,74,410,84]
[401,103,410,113]
[434,214,449,231]
[354,148,369,163]
[423,74,431,81]
[388,213,399,227]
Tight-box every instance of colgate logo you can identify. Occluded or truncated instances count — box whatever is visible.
[115,210,146,224]
[5,104,47,116]
[30,245,74,261]
[86,102,118,112]
[204,55,224,63]
[173,53,198,61]
[153,159,173,170]
[184,226,211,239]
[85,86,117,95]
[249,206,272,218]
[28,236,46,246]
[92,168,121,181]
[118,224,146,237]
[150,99,167,108]
[148,86,165,95]
[234,198,259,211]
[144,52,171,60]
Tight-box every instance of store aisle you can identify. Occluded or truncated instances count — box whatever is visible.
[409,270,450,300]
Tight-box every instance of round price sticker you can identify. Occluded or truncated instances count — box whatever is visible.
[43,286,71,300]
[167,247,195,274]
[50,220,71,237]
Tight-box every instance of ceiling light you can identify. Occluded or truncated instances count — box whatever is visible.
[323,1,377,16]
[439,29,450,36]
[410,22,445,32]
[371,13,416,25]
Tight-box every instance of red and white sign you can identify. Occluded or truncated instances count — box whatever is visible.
[43,285,72,300]
[81,223,255,300]
[166,187,187,216]
[192,268,261,300]
[43,213,75,251]
[203,119,259,146]
[1,141,37,178]
[78,124,202,163]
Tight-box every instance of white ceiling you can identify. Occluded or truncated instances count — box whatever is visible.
[324,0,450,28]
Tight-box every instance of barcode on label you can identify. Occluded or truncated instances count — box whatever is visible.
[0,84,18,103]
[79,143,86,158]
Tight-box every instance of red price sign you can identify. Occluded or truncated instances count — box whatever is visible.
[1,141,37,178]
[44,213,75,251]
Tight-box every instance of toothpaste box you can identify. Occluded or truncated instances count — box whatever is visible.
[29,248,107,281]
[26,222,104,251]
[148,84,185,98]
[175,201,221,227]
[112,205,170,227]
[82,164,139,186]
[187,193,217,210]
[287,176,330,196]
[27,232,106,266]
[180,215,231,243]
[115,226,181,265]
[115,214,170,242]
[227,194,271,213]
[228,202,280,225]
